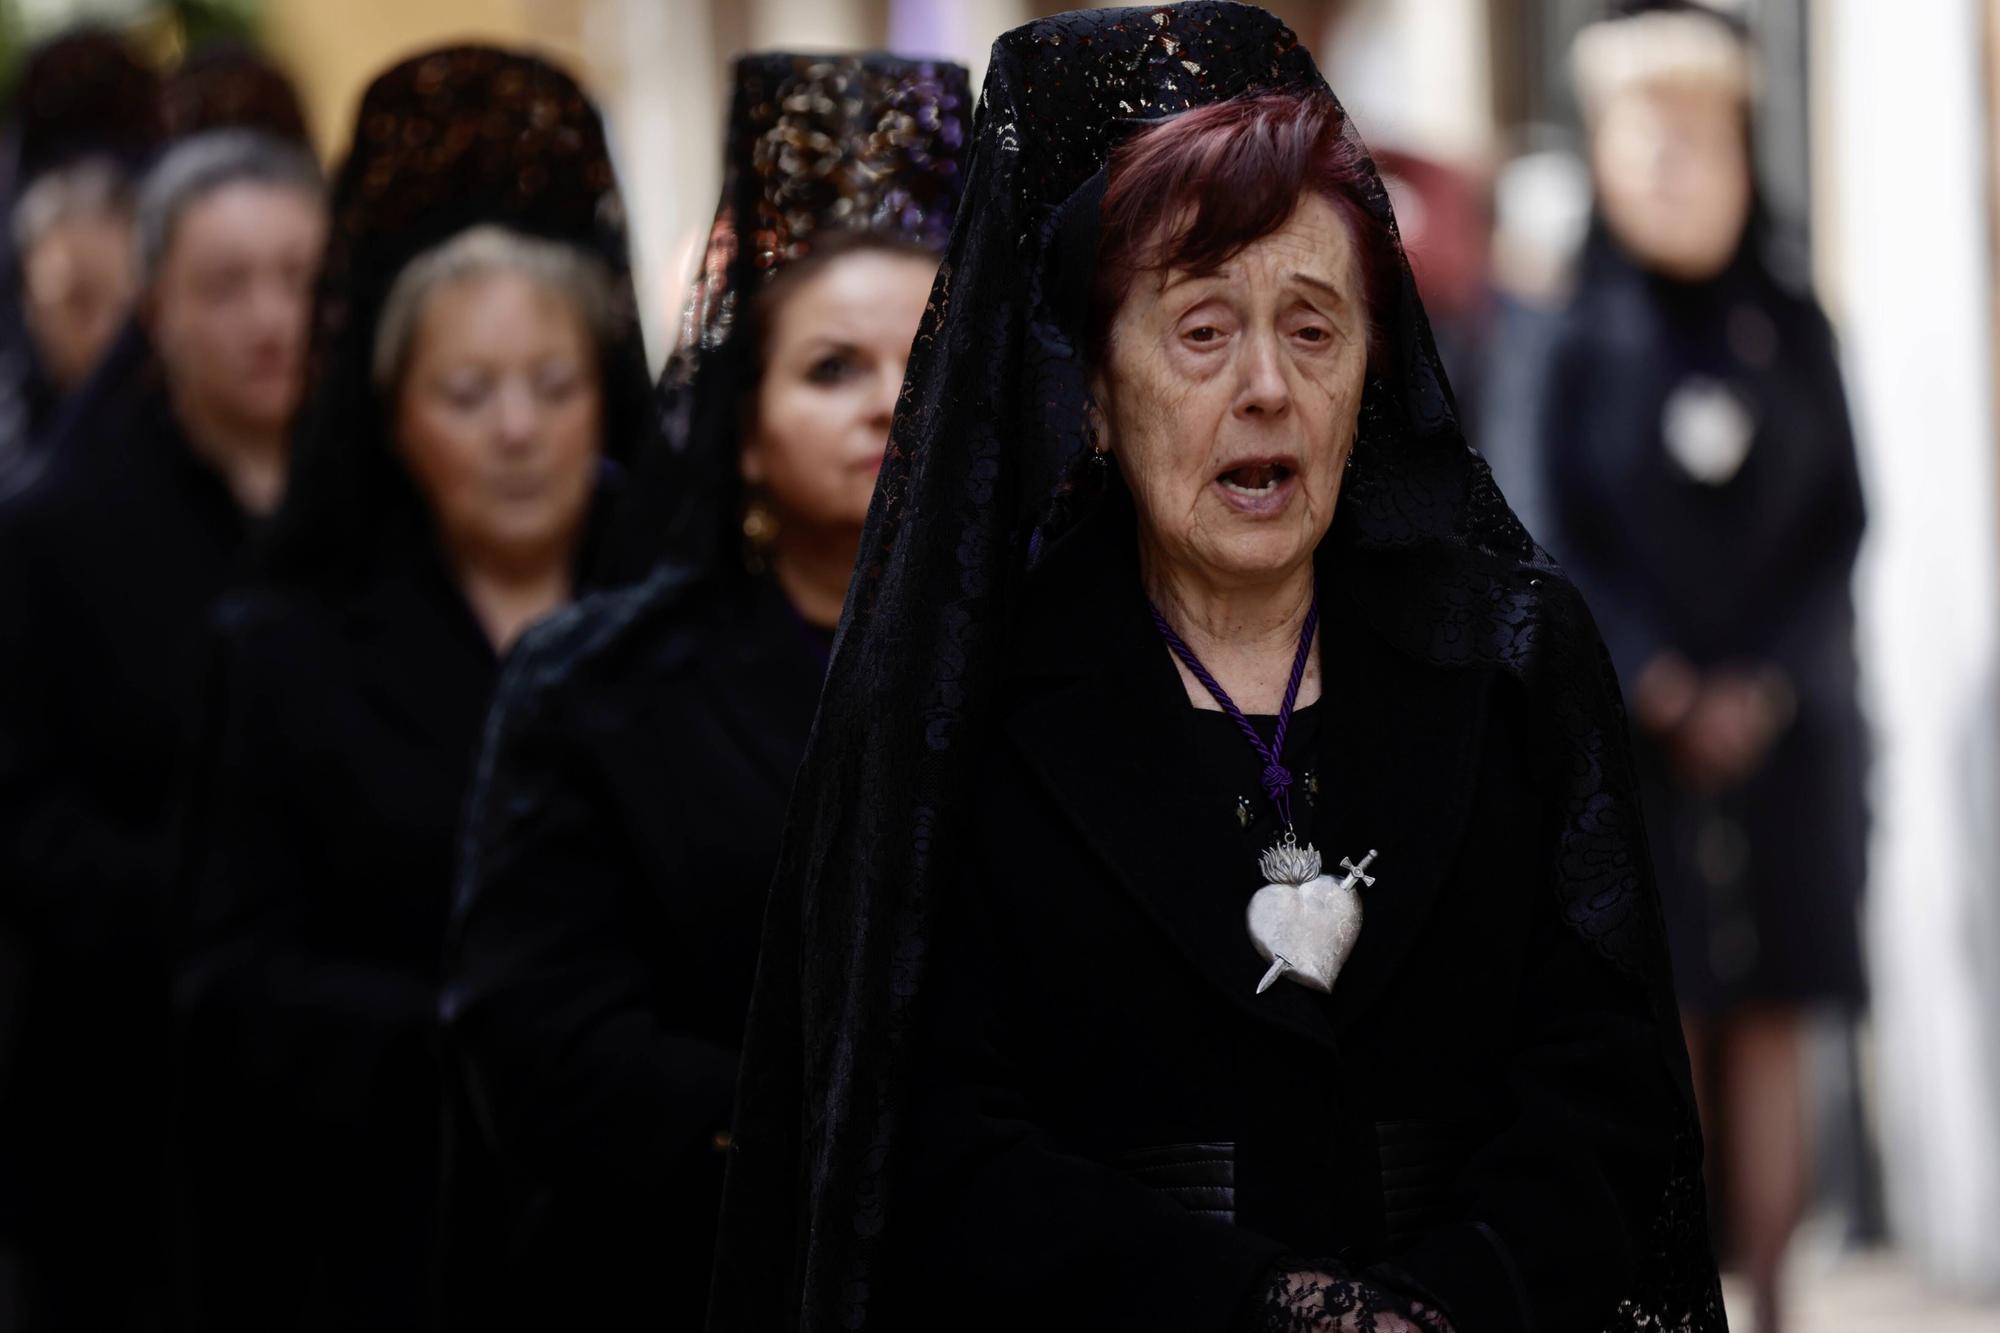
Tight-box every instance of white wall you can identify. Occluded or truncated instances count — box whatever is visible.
[580,0,722,367]
[1818,0,2000,1294]
[1319,0,1495,163]
[582,0,1025,369]
[889,0,1028,90]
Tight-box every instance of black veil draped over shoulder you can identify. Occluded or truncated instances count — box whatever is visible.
[711,5,1722,1330]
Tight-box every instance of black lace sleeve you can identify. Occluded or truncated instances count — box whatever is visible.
[1233,1259,1458,1333]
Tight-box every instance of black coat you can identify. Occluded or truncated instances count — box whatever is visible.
[1537,240,1869,1011]
[174,546,500,1331]
[886,529,1691,1333]
[441,569,824,1330]
[0,344,249,1331]
[0,294,124,510]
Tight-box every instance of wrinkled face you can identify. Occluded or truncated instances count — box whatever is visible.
[149,181,326,437]
[1097,193,1370,590]
[22,211,137,391]
[742,246,936,537]
[394,269,603,574]
[1592,82,1751,281]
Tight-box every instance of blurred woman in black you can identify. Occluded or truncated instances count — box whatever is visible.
[0,29,162,495]
[173,48,656,1331]
[1535,7,1869,1329]
[0,98,321,1331]
[440,53,969,1330]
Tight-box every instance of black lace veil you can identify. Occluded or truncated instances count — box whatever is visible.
[263,46,654,591]
[629,52,970,592]
[711,6,1723,1330]
[160,44,312,147]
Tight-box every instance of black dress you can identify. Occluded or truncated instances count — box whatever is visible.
[886,521,1690,1332]
[0,343,250,1331]
[174,542,501,1331]
[1537,232,1869,1013]
[441,570,825,1329]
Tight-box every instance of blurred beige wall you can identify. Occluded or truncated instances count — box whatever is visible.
[249,0,1009,365]
[251,0,1050,367]
[261,0,588,160]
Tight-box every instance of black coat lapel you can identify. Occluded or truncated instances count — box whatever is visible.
[1009,652,1349,1050]
[1002,529,1493,1053]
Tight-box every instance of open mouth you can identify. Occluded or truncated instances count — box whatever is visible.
[1217,460,1294,496]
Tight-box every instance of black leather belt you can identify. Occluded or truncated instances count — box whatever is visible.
[1115,1141,1237,1224]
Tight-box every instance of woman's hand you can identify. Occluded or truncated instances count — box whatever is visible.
[1635,652,1796,791]
[1634,652,1700,736]
[1669,666,1795,792]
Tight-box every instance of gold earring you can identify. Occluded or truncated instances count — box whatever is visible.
[740,492,776,564]
[742,494,778,547]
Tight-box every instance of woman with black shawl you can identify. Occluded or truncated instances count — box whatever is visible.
[709,7,1724,1333]
[440,53,968,1331]
[172,48,655,1330]
[0,61,319,1333]
[1533,6,1868,1330]
[0,28,162,497]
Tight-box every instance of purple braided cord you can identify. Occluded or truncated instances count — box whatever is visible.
[1150,588,1320,830]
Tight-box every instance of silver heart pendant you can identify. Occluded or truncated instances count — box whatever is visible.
[1245,849,1376,994]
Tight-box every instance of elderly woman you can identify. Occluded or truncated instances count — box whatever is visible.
[709,8,1724,1333]
[173,49,654,1331]
[440,52,968,1331]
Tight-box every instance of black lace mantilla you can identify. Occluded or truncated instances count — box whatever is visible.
[673,53,970,361]
[268,46,657,587]
[710,6,1726,1331]
[644,52,971,592]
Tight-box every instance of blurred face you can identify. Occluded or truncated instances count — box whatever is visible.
[1592,81,1752,281]
[1097,194,1369,592]
[394,269,603,577]
[148,181,325,437]
[22,211,137,391]
[742,247,936,538]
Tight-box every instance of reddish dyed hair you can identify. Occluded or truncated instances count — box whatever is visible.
[1091,90,1400,370]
